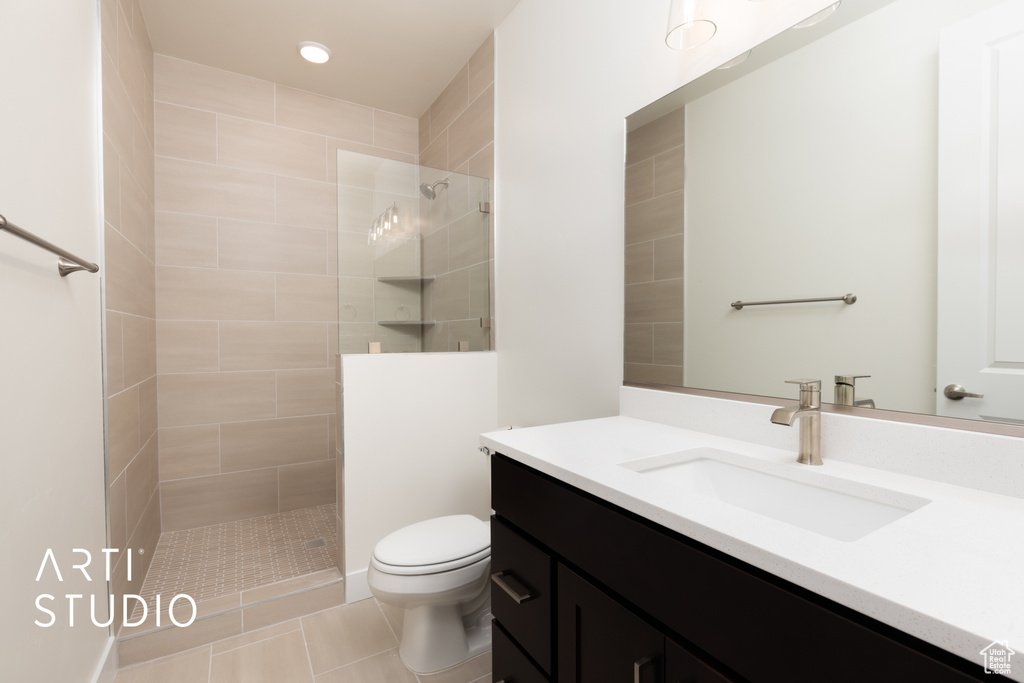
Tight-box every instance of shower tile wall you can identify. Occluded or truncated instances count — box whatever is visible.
[153,55,419,531]
[102,0,160,629]
[624,107,686,387]
[418,34,496,351]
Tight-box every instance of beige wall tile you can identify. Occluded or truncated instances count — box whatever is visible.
[134,124,156,206]
[447,319,490,352]
[418,111,431,153]
[112,645,212,683]
[156,157,275,221]
[653,323,685,367]
[277,368,336,417]
[218,220,327,275]
[300,599,397,675]
[448,212,488,271]
[240,570,341,607]
[654,146,685,196]
[109,471,127,553]
[373,280,420,323]
[314,648,417,683]
[244,582,344,632]
[336,184,373,232]
[465,143,494,181]
[625,241,654,285]
[373,110,418,155]
[158,371,276,427]
[139,376,158,445]
[106,223,156,318]
[448,85,494,171]
[107,311,125,395]
[422,228,448,276]
[155,54,274,122]
[155,102,217,163]
[125,487,161,596]
[276,274,338,322]
[118,612,242,667]
[467,34,495,103]
[100,0,117,60]
[327,139,417,183]
[218,116,327,181]
[220,416,329,472]
[155,212,218,268]
[625,279,684,324]
[337,278,374,323]
[220,322,327,371]
[125,436,158,540]
[103,137,121,231]
[468,262,489,320]
[327,230,338,277]
[337,230,374,278]
[653,234,685,281]
[157,266,276,321]
[159,425,220,481]
[625,323,654,365]
[624,362,684,387]
[624,190,684,245]
[432,269,470,321]
[108,385,140,479]
[120,159,154,260]
[157,320,220,373]
[116,9,149,123]
[279,460,335,512]
[123,314,156,387]
[102,49,134,162]
[430,67,468,138]
[276,176,337,230]
[420,129,447,171]
[626,159,654,206]
[161,469,279,531]
[276,86,373,143]
[626,107,685,165]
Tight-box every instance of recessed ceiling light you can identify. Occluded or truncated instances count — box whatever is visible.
[298,41,331,64]
[792,2,841,29]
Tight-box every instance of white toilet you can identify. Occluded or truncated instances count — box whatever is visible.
[367,514,492,674]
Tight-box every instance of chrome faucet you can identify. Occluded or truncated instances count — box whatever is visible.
[770,379,822,466]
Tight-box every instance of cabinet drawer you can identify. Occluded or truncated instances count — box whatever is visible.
[491,516,553,675]
[493,621,549,683]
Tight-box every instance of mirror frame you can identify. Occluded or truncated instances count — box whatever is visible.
[624,0,1024,441]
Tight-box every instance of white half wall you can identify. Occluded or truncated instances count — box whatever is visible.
[0,0,109,680]
[493,0,847,427]
[342,352,497,601]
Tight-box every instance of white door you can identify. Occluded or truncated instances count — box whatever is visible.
[937,0,1024,423]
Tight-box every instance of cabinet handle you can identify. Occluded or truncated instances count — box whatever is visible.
[491,571,534,604]
[634,656,653,683]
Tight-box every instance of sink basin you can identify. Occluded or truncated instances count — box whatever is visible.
[619,447,930,541]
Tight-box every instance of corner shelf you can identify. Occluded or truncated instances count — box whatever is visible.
[377,320,436,326]
[376,276,436,283]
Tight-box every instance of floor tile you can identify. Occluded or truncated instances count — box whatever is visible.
[301,599,398,674]
[418,652,492,683]
[113,645,211,683]
[210,630,314,683]
[313,648,417,682]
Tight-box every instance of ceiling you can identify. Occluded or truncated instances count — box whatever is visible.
[138,0,521,118]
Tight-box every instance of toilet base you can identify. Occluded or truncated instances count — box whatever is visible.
[398,603,492,674]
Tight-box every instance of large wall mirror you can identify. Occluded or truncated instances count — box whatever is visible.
[624,0,1024,429]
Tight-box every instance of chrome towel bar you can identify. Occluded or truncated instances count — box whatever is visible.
[731,293,856,310]
[0,212,99,276]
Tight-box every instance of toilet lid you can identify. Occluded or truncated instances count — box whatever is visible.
[373,515,490,568]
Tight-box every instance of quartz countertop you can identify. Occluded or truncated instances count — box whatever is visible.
[481,416,1024,679]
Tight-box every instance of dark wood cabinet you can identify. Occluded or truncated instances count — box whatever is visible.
[491,454,986,683]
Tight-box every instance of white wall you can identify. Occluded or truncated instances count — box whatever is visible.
[684,0,1006,415]
[493,0,844,428]
[0,0,110,680]
[342,353,497,600]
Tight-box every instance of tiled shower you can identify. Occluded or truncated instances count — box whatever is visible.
[101,0,495,665]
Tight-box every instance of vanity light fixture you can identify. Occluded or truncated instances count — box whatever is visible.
[298,41,332,64]
[666,0,716,50]
[368,203,399,245]
[792,2,841,29]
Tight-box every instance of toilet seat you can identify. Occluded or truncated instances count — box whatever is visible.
[372,515,490,576]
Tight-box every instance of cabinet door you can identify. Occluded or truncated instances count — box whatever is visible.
[665,639,733,683]
[558,564,664,683]
[493,621,549,683]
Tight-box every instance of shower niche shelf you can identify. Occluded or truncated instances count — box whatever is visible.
[378,320,436,326]
[377,275,436,282]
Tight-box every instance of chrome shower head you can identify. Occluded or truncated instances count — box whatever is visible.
[419,178,450,200]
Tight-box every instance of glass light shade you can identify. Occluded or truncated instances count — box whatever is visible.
[666,0,717,50]
[298,41,331,64]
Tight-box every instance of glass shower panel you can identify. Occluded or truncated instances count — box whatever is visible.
[336,149,491,354]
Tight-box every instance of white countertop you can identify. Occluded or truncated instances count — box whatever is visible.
[481,416,1024,679]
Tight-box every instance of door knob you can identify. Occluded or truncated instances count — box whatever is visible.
[943,384,984,400]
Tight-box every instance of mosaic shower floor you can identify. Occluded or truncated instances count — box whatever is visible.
[138,504,338,612]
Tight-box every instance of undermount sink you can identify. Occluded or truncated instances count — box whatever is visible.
[619,447,930,542]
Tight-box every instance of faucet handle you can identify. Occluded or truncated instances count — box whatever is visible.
[835,374,870,384]
[784,379,821,392]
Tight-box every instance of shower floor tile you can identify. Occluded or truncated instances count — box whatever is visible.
[138,504,338,612]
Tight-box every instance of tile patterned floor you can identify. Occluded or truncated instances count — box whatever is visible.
[138,504,338,612]
[113,597,492,683]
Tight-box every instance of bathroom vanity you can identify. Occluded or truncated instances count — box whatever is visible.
[483,416,1024,682]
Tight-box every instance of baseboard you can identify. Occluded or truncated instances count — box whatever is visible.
[90,635,117,683]
[346,567,371,602]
